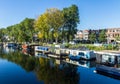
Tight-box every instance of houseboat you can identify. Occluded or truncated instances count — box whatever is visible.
[48,48,69,58]
[34,46,50,54]
[4,43,17,48]
[95,50,120,77]
[69,49,96,60]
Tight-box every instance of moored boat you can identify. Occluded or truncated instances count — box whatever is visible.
[95,50,120,77]
[22,44,28,49]
[69,49,96,60]
[34,46,50,54]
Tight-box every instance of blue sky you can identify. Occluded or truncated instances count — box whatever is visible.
[0,0,120,30]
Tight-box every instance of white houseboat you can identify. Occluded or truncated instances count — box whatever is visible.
[69,49,96,60]
[95,50,120,77]
[35,46,50,54]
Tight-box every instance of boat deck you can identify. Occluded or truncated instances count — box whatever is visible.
[95,50,120,56]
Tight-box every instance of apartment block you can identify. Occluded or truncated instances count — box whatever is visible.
[83,30,89,40]
[75,28,120,43]
[106,28,120,43]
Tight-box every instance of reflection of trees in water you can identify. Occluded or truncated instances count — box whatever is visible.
[35,58,79,84]
[0,51,80,84]
[0,51,36,72]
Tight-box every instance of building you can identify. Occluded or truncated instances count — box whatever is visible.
[75,30,83,40]
[106,28,120,43]
[83,30,89,40]
[75,30,89,40]
[75,28,120,43]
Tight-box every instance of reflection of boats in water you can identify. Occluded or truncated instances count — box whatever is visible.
[95,64,120,77]
[22,49,34,56]
[3,47,16,53]
[95,65,120,80]
[65,59,96,68]
[3,43,20,49]
[22,49,29,55]
[95,51,120,78]
[34,51,48,58]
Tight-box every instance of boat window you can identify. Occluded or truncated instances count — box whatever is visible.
[102,55,115,64]
[78,52,85,56]
[109,56,115,64]
[102,55,109,63]
[108,57,112,62]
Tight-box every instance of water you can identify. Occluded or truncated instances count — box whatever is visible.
[0,47,120,84]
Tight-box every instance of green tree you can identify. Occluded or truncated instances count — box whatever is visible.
[0,28,6,42]
[62,4,79,42]
[35,8,64,43]
[3,18,35,43]
[34,13,50,43]
[46,8,64,43]
[89,32,96,43]
[98,30,106,43]
[20,18,35,42]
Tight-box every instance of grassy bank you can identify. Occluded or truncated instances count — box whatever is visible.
[64,43,119,51]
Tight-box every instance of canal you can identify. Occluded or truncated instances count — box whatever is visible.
[0,47,120,84]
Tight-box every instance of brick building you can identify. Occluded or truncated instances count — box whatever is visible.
[106,28,120,43]
[75,28,120,43]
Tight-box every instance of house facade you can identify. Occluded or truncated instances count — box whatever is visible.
[75,28,120,43]
[106,28,120,43]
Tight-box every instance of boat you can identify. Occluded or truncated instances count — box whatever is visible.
[95,50,120,77]
[69,49,96,60]
[34,46,50,54]
[5,43,17,48]
[95,50,120,65]
[22,44,28,49]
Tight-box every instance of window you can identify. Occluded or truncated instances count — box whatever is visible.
[78,52,85,56]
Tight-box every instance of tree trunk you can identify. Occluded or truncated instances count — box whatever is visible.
[55,37,58,44]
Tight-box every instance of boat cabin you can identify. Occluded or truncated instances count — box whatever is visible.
[69,49,96,60]
[95,51,120,77]
[96,51,120,67]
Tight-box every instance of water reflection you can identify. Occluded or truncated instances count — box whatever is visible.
[95,69,120,80]
[35,58,79,84]
[0,48,80,84]
[34,51,48,58]
[66,59,96,68]
[3,47,16,53]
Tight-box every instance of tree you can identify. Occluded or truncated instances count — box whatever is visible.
[3,18,35,43]
[20,18,35,42]
[98,30,106,43]
[35,8,64,43]
[62,4,79,42]
[89,32,96,43]
[0,28,6,42]
[46,8,64,43]
[34,13,50,43]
